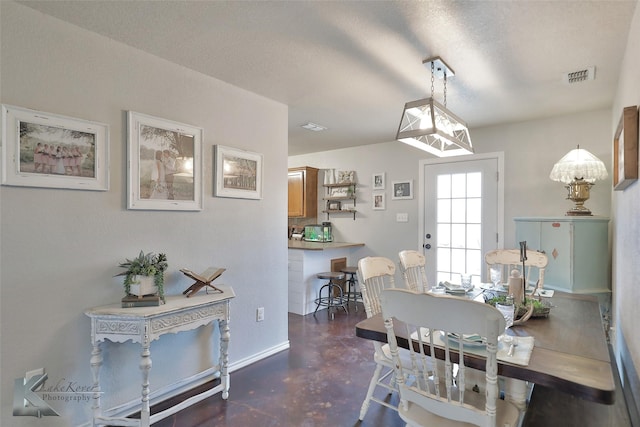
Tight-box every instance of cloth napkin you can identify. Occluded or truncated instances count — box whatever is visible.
[497,336,535,366]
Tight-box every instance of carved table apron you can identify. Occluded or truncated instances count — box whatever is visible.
[85,285,235,427]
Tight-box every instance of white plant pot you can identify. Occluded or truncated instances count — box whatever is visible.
[129,276,158,297]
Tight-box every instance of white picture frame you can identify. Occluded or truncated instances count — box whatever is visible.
[372,172,385,190]
[214,145,263,200]
[392,180,413,200]
[372,192,386,210]
[1,104,109,191]
[127,111,203,211]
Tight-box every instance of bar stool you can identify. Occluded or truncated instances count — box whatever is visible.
[341,266,362,312]
[313,271,348,319]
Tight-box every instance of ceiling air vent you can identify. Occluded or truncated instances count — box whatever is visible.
[563,67,595,84]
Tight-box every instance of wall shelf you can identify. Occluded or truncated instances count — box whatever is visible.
[323,182,357,220]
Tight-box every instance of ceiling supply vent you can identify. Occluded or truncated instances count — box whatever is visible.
[562,67,595,84]
[301,122,327,132]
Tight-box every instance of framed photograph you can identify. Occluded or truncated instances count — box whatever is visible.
[392,180,413,200]
[372,192,386,210]
[127,111,203,211]
[372,172,385,190]
[1,104,109,191]
[613,105,639,191]
[214,145,263,199]
[328,201,341,211]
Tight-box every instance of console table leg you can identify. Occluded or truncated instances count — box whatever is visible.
[220,319,230,399]
[140,343,152,427]
[90,342,102,427]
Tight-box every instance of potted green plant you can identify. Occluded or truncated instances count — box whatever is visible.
[115,251,168,302]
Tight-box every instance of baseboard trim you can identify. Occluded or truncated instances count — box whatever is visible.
[77,340,290,427]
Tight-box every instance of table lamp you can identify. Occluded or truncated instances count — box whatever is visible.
[549,145,608,216]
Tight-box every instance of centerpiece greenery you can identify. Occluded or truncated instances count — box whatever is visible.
[486,294,551,323]
[115,251,168,302]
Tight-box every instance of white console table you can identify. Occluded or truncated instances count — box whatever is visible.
[85,285,235,427]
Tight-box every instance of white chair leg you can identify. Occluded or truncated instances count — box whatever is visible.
[359,362,384,420]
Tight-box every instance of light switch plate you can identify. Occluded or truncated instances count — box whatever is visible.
[396,213,408,222]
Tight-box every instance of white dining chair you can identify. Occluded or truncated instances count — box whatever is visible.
[358,256,426,420]
[398,249,429,293]
[380,288,521,427]
[484,249,548,291]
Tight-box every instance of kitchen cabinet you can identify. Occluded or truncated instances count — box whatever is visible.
[514,217,610,295]
[288,167,318,218]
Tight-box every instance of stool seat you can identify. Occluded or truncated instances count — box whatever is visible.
[341,266,358,274]
[317,271,346,280]
[314,271,348,319]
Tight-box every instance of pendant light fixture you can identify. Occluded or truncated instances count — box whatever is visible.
[396,57,473,157]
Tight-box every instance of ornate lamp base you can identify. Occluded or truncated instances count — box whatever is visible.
[565,178,594,216]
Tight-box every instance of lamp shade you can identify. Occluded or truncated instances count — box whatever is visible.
[396,97,473,157]
[549,146,608,184]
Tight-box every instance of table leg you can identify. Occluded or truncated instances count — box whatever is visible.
[140,341,152,427]
[220,318,230,399]
[504,377,528,411]
[90,341,102,427]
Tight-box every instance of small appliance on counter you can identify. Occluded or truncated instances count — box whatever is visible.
[303,223,333,242]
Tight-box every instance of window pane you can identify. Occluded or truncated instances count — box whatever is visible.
[437,174,451,198]
[437,223,451,248]
[451,224,466,248]
[437,247,451,272]
[451,199,466,223]
[467,172,482,197]
[451,248,466,274]
[437,199,451,223]
[466,224,481,249]
[466,249,482,276]
[451,174,466,198]
[467,198,481,223]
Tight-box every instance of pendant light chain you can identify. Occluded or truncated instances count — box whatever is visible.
[430,61,435,99]
[443,70,447,108]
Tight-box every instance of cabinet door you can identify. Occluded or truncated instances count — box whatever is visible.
[288,171,305,217]
[540,221,572,292]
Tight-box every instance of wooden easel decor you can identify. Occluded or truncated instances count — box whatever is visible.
[180,267,226,297]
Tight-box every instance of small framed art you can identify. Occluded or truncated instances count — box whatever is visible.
[214,145,263,199]
[372,172,385,190]
[613,105,639,191]
[373,192,386,210]
[127,111,203,211]
[1,104,109,191]
[392,180,413,200]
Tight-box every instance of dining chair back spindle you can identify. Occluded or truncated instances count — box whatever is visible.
[398,249,429,293]
[380,288,521,427]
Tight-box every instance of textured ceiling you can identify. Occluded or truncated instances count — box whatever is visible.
[20,0,638,155]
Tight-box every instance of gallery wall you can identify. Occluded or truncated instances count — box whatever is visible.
[0,2,289,426]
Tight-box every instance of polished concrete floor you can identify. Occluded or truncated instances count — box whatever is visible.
[148,303,631,427]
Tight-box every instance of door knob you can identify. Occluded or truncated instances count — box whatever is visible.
[423,243,432,250]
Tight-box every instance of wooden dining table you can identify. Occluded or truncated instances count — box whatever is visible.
[355,290,615,405]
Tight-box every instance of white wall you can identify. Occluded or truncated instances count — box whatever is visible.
[0,3,288,426]
[290,109,612,268]
[611,0,640,419]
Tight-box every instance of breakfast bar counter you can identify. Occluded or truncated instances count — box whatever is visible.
[288,240,364,250]
[288,241,364,315]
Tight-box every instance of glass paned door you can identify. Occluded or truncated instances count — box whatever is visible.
[420,154,503,287]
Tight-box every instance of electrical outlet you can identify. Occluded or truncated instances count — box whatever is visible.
[256,307,265,322]
[396,213,409,222]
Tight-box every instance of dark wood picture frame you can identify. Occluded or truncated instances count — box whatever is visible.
[613,105,639,191]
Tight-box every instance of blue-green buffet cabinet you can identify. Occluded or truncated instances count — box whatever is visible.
[514,217,610,296]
